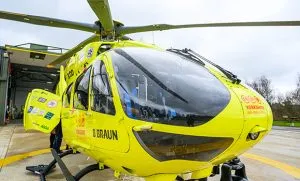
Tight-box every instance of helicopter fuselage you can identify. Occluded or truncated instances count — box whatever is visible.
[24,40,272,180]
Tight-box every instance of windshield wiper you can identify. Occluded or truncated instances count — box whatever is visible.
[167,48,205,66]
[167,48,241,84]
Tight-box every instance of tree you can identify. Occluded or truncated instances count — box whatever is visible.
[292,74,300,105]
[271,75,300,120]
[246,75,274,105]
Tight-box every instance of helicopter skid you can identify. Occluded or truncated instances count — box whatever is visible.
[26,149,74,181]
[51,149,108,181]
[219,158,248,181]
[26,149,109,181]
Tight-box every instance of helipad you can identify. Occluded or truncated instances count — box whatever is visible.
[0,125,299,181]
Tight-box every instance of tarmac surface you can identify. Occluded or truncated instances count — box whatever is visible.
[0,125,299,181]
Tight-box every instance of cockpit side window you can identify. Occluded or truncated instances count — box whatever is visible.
[91,60,115,115]
[73,68,91,110]
[63,83,73,108]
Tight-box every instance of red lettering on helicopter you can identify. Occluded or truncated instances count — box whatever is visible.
[76,113,85,127]
[241,95,262,104]
[246,105,264,110]
[76,129,85,135]
[241,95,265,114]
[247,110,265,114]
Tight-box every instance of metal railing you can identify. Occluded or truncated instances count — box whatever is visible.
[13,43,69,54]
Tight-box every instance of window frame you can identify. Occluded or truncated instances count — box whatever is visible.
[62,83,73,108]
[90,60,116,115]
[73,67,92,111]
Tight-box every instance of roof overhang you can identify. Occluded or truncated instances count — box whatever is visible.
[5,43,68,68]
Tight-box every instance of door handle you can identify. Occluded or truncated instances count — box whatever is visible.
[133,124,152,131]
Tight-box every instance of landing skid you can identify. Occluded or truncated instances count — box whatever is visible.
[26,149,108,181]
[220,158,248,181]
[26,151,247,181]
[177,158,248,181]
[26,149,74,181]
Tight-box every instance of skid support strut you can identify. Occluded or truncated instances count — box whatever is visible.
[52,149,108,181]
[27,149,108,181]
[26,149,74,181]
[220,158,248,181]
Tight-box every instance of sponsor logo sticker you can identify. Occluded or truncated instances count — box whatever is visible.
[87,48,93,58]
[38,110,46,116]
[38,97,47,103]
[41,125,49,130]
[44,112,54,120]
[27,106,33,113]
[31,107,39,114]
[47,100,57,108]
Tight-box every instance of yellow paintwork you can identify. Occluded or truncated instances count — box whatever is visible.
[24,89,61,133]
[23,40,273,180]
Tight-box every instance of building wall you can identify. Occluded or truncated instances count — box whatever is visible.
[0,47,9,125]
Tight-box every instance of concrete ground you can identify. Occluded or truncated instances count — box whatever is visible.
[0,125,299,181]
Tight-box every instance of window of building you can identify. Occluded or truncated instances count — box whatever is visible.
[74,68,91,110]
[91,60,115,115]
[63,83,73,108]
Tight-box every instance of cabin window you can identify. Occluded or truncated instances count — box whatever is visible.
[74,68,91,110]
[91,60,115,115]
[63,83,73,108]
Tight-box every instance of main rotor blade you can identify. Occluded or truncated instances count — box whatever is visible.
[87,0,114,32]
[48,35,99,66]
[117,21,300,35]
[0,10,98,33]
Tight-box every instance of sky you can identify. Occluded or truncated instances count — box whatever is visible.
[1,0,300,96]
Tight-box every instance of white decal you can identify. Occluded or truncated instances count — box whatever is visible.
[39,110,46,116]
[47,100,58,108]
[87,48,93,58]
[79,51,85,61]
[31,107,39,114]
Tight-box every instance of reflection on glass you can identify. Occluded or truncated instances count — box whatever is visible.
[91,60,115,115]
[111,47,230,126]
[74,68,91,110]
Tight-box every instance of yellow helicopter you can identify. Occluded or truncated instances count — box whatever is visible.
[1,0,300,180]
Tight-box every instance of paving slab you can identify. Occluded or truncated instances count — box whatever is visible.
[0,125,299,181]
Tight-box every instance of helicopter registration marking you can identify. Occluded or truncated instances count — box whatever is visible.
[93,129,118,140]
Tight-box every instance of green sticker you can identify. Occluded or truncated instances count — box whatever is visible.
[44,112,54,120]
[41,125,49,130]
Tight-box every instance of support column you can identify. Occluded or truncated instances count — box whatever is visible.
[0,47,9,125]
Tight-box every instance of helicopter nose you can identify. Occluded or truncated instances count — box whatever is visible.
[266,101,274,131]
[242,95,270,138]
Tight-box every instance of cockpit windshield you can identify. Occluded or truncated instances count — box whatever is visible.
[110,47,230,127]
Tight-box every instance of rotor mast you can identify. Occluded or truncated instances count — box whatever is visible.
[87,0,115,40]
[1,0,300,66]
